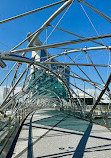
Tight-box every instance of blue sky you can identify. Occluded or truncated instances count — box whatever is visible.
[0,0,111,90]
[0,0,111,49]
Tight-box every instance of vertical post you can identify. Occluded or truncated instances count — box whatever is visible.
[19,110,21,124]
[22,109,24,120]
[5,65,9,97]
[15,112,17,127]
[8,117,11,138]
[83,81,85,110]
[93,87,96,105]
[105,113,109,128]
[73,102,75,115]
[24,108,25,118]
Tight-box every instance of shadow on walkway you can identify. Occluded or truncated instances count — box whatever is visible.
[27,114,34,158]
[73,123,93,158]
[11,110,111,158]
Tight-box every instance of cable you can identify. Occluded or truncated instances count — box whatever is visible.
[79,2,111,82]
[77,50,105,61]
[79,2,101,39]
[79,0,111,23]
[49,24,104,46]
[73,51,83,61]
[0,41,11,49]
[43,0,75,45]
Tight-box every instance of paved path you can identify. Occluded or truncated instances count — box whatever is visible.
[10,109,111,158]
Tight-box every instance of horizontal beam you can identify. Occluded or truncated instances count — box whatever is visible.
[41,62,111,67]
[11,33,111,54]
[1,54,110,68]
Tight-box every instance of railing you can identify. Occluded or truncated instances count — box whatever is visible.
[0,106,34,156]
[62,102,111,129]
[0,99,111,157]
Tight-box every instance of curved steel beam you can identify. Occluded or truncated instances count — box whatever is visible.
[27,0,75,47]
[35,88,63,108]
[1,54,109,96]
[41,45,111,63]
[0,55,72,107]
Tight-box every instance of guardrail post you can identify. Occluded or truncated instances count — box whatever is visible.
[22,109,24,120]
[24,109,26,117]
[73,103,75,116]
[26,108,27,115]
[105,113,109,128]
[8,117,11,138]
[19,111,21,124]
[15,112,17,127]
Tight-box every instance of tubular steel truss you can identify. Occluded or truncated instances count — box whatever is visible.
[0,0,111,131]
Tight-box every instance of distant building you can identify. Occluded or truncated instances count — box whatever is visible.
[3,87,9,99]
[27,33,70,101]
[73,93,109,106]
[27,33,70,86]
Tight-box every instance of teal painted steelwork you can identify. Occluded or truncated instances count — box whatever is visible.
[27,68,69,101]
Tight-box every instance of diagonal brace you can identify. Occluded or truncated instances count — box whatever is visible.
[89,73,111,119]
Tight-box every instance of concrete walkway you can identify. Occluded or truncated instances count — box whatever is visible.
[10,109,111,158]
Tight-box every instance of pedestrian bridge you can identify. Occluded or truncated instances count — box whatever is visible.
[1,108,111,158]
[0,0,111,157]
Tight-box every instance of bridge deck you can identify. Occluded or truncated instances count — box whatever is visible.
[10,109,111,158]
